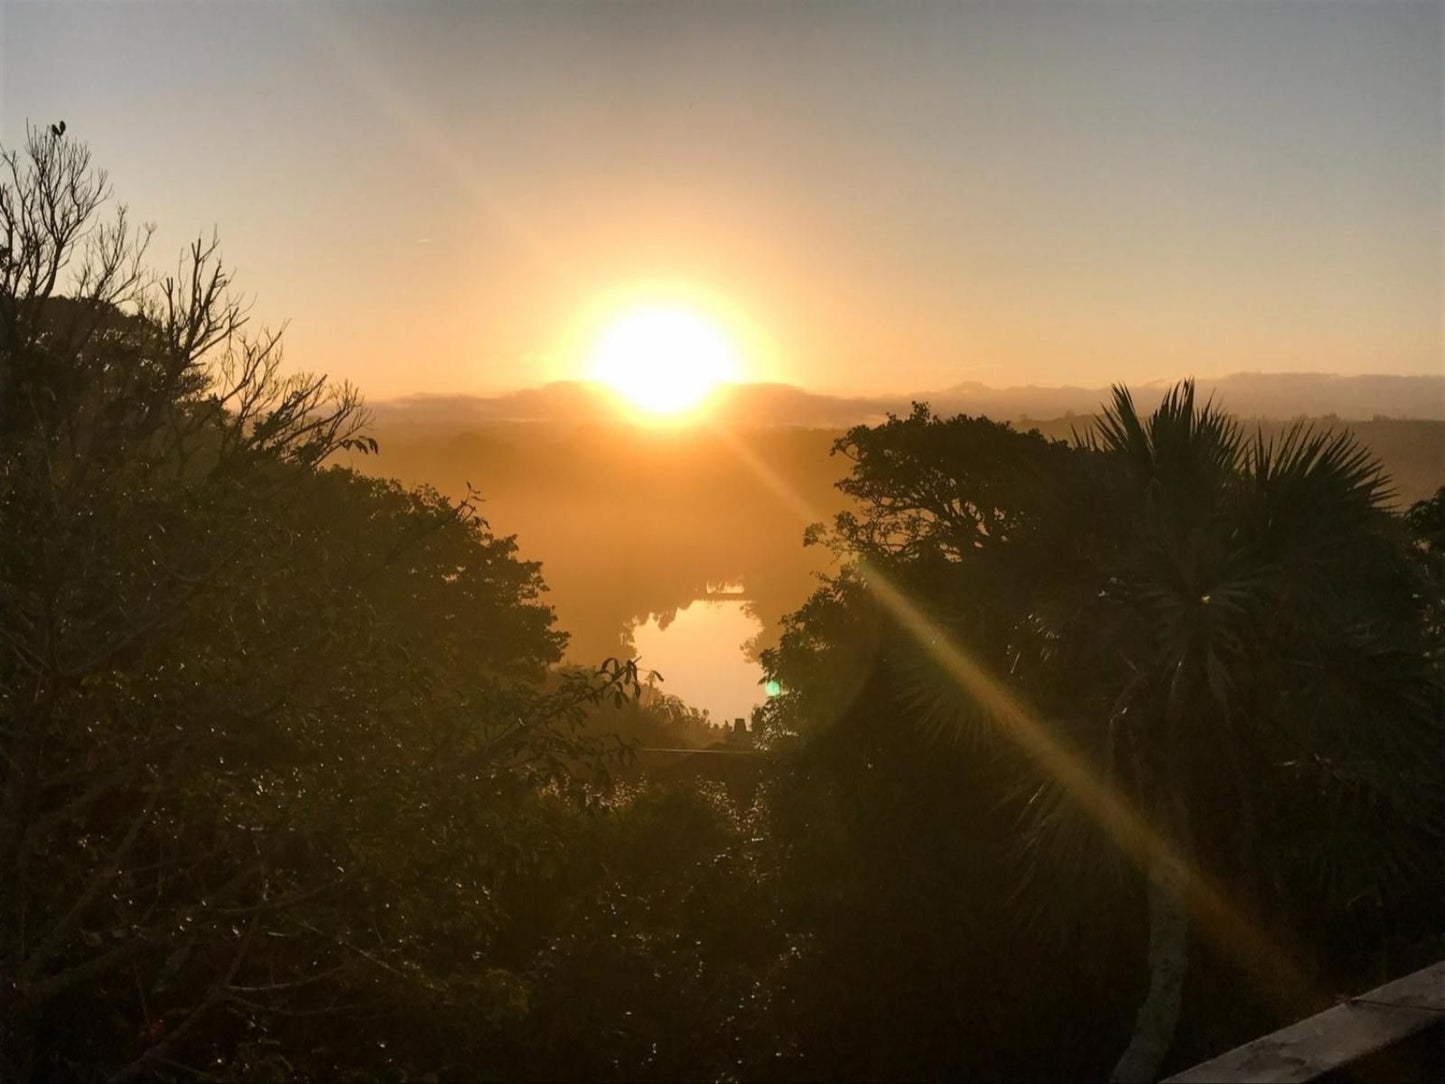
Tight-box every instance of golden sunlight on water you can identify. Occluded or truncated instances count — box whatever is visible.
[629,598,764,723]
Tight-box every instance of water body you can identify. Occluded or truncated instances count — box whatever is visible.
[629,597,765,723]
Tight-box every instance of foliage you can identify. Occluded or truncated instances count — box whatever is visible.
[0,126,637,1082]
[1405,486,1445,649]
[762,383,1445,1077]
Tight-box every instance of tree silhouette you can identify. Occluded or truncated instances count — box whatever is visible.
[764,384,1444,1081]
[0,127,638,1080]
[1069,385,1442,1080]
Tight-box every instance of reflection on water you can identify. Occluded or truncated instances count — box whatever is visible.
[630,598,765,723]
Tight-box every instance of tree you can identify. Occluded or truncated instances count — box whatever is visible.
[1405,486,1445,647]
[1064,386,1443,1079]
[1406,486,1445,553]
[763,386,1445,1080]
[0,126,638,1081]
[758,408,1143,1078]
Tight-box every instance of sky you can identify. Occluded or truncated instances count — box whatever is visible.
[2,0,1441,398]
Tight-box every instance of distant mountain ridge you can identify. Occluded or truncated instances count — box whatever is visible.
[370,381,898,432]
[371,372,1445,432]
[928,372,1445,423]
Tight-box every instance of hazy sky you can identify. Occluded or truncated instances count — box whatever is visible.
[2,0,1440,397]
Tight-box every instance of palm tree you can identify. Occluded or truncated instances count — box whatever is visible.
[1041,383,1441,1081]
[870,384,1442,1079]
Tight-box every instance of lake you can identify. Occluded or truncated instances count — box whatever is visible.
[629,596,765,724]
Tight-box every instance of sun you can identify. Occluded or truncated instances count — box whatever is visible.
[588,304,737,416]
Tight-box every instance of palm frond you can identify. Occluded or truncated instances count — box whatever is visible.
[891,625,1013,751]
[1250,421,1392,516]
[1086,382,1247,532]
[1089,384,1151,465]
[1003,726,1134,936]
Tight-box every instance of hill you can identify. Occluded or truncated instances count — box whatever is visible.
[371,372,1445,434]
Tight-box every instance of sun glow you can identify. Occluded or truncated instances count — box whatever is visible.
[588,305,738,416]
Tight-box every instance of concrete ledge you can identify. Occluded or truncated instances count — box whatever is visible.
[1165,960,1445,1083]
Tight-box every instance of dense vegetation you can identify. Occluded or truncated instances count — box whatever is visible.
[3,131,1442,1082]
